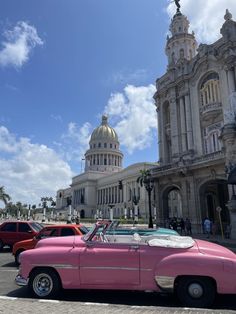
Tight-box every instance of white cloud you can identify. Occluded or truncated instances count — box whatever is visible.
[59,122,92,162]
[104,84,157,154]
[167,0,236,44]
[0,126,73,205]
[0,21,43,68]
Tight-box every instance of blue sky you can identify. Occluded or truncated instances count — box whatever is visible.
[0,0,236,205]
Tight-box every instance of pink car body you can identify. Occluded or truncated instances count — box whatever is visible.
[15,220,236,308]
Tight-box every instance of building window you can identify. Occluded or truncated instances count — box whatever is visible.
[200,73,221,106]
[110,143,112,148]
[98,143,101,148]
[203,123,222,154]
[104,143,107,148]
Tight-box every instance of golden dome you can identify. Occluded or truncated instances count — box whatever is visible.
[90,115,118,142]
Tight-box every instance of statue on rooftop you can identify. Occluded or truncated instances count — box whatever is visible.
[174,0,181,12]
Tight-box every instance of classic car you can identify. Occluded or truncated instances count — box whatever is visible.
[0,220,43,250]
[12,223,89,265]
[15,220,236,308]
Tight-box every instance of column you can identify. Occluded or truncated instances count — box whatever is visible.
[170,97,179,158]
[157,106,164,164]
[180,97,187,152]
[185,94,193,150]
[228,68,236,93]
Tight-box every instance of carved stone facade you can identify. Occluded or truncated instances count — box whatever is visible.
[153,8,236,236]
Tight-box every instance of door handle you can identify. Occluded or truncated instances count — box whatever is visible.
[130,245,139,250]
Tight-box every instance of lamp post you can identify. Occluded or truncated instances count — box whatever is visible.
[17,206,21,220]
[143,172,154,228]
[132,194,140,225]
[27,205,31,221]
[108,204,114,221]
[67,197,72,223]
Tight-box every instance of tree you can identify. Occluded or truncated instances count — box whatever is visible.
[0,186,11,206]
[137,169,154,228]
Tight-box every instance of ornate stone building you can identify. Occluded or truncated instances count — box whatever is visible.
[56,116,157,220]
[153,8,236,235]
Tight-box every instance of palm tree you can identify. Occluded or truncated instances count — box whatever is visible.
[137,169,154,228]
[0,186,11,206]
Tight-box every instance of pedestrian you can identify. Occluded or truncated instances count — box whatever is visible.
[185,217,192,235]
[172,217,178,231]
[180,218,185,235]
[203,217,211,238]
[225,224,231,239]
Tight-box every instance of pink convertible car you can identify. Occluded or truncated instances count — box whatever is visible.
[15,220,236,308]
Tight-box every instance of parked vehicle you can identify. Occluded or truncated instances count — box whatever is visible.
[15,220,236,308]
[0,221,43,250]
[13,223,89,265]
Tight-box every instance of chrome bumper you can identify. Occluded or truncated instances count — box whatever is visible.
[15,274,29,286]
[155,275,175,292]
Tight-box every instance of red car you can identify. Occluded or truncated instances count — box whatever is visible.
[12,223,89,265]
[0,220,43,250]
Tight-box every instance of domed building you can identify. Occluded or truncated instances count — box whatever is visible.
[85,115,123,173]
[56,115,157,220]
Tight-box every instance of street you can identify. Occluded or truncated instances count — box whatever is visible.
[0,248,236,313]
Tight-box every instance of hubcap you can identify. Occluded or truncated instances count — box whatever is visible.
[33,273,53,297]
[188,283,203,298]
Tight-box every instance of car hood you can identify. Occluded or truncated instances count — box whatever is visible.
[35,235,83,249]
[195,239,236,259]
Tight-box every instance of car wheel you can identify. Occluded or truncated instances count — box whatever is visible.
[176,276,216,308]
[15,250,24,266]
[29,268,61,299]
[0,240,4,251]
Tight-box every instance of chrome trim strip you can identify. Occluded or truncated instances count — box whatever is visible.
[81,266,139,271]
[31,263,78,269]
[15,275,29,286]
[140,268,152,272]
[155,275,175,292]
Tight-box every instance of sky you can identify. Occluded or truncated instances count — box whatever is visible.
[0,0,236,206]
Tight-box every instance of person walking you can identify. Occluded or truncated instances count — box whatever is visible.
[185,218,192,235]
[203,217,211,238]
[180,218,185,235]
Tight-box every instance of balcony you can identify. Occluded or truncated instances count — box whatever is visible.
[151,151,225,176]
[200,102,222,121]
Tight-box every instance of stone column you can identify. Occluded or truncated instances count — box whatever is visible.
[185,94,193,150]
[221,123,236,239]
[228,68,236,93]
[170,96,179,160]
[179,97,187,152]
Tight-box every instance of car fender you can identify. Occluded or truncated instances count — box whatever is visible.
[154,252,223,292]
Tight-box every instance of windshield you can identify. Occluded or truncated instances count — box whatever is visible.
[78,225,89,235]
[30,222,44,232]
[83,223,96,241]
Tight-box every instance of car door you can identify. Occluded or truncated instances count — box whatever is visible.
[18,222,35,242]
[0,222,17,245]
[60,227,75,236]
[79,240,140,286]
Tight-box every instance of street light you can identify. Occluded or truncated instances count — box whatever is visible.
[143,172,154,228]
[132,194,140,225]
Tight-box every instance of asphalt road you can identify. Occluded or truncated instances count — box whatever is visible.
[0,248,236,313]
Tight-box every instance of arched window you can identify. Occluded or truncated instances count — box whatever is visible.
[200,72,221,106]
[203,124,222,154]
